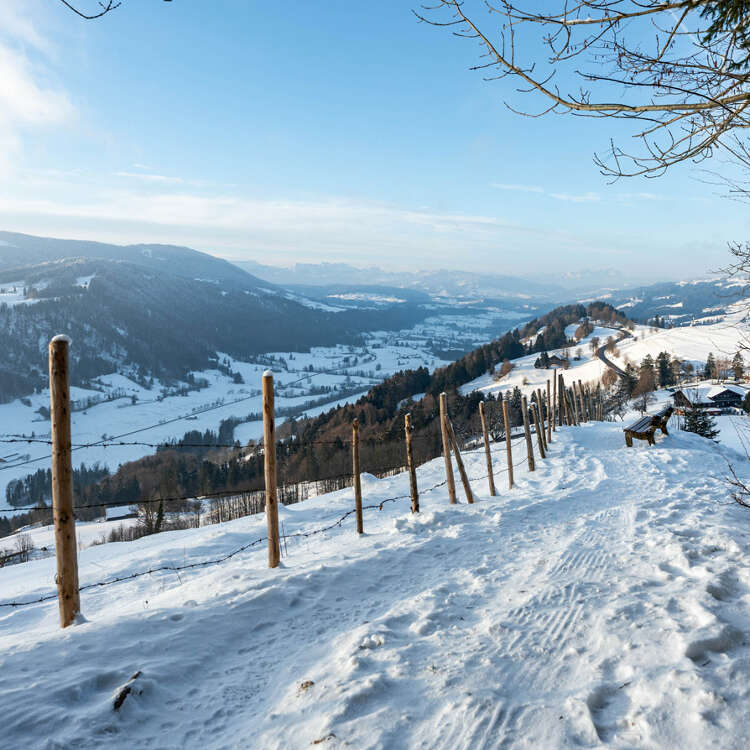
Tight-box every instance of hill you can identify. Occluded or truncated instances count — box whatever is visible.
[0,232,428,401]
[606,277,748,325]
[1,424,749,748]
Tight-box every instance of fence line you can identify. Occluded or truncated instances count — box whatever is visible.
[0,438,531,610]
[1,339,606,619]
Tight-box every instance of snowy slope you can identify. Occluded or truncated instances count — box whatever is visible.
[610,309,750,371]
[461,324,620,400]
[2,424,750,748]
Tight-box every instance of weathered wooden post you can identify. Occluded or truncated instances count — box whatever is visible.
[404,413,419,513]
[571,380,586,424]
[49,335,80,628]
[262,371,280,568]
[478,401,496,496]
[568,388,579,426]
[446,420,474,503]
[546,380,553,441]
[521,395,536,471]
[352,418,363,533]
[552,372,557,431]
[536,389,548,452]
[532,400,546,459]
[577,380,587,421]
[558,373,566,426]
[502,399,514,489]
[439,392,457,504]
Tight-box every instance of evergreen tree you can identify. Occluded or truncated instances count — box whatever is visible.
[732,351,744,380]
[622,363,638,398]
[683,407,719,440]
[655,351,673,387]
[705,353,716,380]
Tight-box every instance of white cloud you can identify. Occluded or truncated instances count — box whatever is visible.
[548,191,601,203]
[115,171,187,184]
[0,6,73,170]
[0,187,583,268]
[491,183,544,193]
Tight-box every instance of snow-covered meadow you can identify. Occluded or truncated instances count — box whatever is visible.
[2,422,750,748]
[0,306,523,513]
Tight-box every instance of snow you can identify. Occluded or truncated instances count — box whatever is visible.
[76,274,96,288]
[327,293,407,304]
[676,383,748,404]
[0,282,39,307]
[2,423,750,747]
[0,318,464,512]
[461,325,620,401]
[611,310,750,373]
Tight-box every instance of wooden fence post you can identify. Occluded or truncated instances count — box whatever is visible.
[572,380,586,424]
[439,392,457,504]
[352,418,363,533]
[262,371,280,568]
[568,388,579,426]
[552,371,557,431]
[405,413,419,513]
[536,389,548,453]
[546,379,553,441]
[479,401,496,496]
[521,395,536,471]
[502,399,514,490]
[558,373,566,426]
[577,380,587,421]
[49,335,80,628]
[532,400,546,458]
[446,420,474,503]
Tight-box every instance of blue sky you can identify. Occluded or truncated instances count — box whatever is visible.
[0,0,747,281]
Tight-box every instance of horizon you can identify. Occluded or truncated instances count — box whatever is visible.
[0,227,701,289]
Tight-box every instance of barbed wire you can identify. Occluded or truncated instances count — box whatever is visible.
[0,363,389,473]
[0,430,530,514]
[0,433,535,607]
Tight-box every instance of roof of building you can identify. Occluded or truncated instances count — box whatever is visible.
[674,383,747,404]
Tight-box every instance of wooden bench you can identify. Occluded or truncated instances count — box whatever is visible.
[650,406,673,436]
[623,406,674,447]
[623,415,657,447]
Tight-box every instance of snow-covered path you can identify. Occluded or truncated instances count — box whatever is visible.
[2,424,750,748]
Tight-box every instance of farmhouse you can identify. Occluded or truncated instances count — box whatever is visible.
[547,355,569,368]
[672,384,746,413]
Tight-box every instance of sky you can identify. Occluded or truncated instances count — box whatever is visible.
[0,0,748,282]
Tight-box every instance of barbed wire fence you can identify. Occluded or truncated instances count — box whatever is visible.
[0,338,605,623]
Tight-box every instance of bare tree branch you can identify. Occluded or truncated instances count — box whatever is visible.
[417,0,750,179]
[58,0,122,19]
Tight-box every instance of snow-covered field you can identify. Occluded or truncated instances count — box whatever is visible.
[611,309,750,373]
[2,423,750,748]
[0,308,519,513]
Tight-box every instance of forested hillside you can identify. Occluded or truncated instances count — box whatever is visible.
[0,234,427,401]
[0,301,628,537]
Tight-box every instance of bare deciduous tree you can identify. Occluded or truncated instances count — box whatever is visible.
[417,1,750,180]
